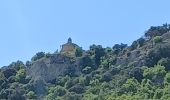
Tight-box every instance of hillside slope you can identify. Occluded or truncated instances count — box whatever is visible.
[1,24,170,100]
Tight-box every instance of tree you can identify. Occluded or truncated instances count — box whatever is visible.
[56,76,69,87]
[45,52,52,58]
[112,43,127,55]
[2,68,16,79]
[90,45,105,66]
[142,65,166,86]
[45,86,66,99]
[26,91,36,99]
[25,61,31,67]
[164,72,170,84]
[100,72,111,82]
[158,58,170,71]
[82,66,92,74]
[122,78,139,93]
[129,67,143,82]
[145,24,170,38]
[63,92,82,100]
[100,59,109,70]
[31,52,45,61]
[69,84,85,94]
[15,68,27,83]
[8,61,25,71]
[161,85,170,100]
[139,79,154,99]
[137,38,145,47]
[153,89,163,99]
[81,55,93,69]
[75,47,83,57]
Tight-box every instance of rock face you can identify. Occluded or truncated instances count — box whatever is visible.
[28,54,81,82]
[116,32,170,68]
[27,54,82,98]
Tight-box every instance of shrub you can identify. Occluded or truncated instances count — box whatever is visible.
[100,72,111,82]
[153,36,162,43]
[15,68,26,83]
[31,52,45,61]
[82,66,92,74]
[75,47,83,57]
[145,24,170,38]
[45,86,66,99]
[158,58,170,71]
[2,68,16,79]
[122,78,139,93]
[112,43,127,55]
[164,72,170,84]
[63,92,82,100]
[69,84,85,94]
[27,91,36,99]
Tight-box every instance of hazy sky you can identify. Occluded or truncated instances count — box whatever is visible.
[0,0,170,67]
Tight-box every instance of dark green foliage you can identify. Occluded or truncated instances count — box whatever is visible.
[82,66,92,74]
[90,45,105,66]
[137,38,145,47]
[100,72,111,82]
[112,43,127,55]
[65,79,74,89]
[45,86,66,99]
[129,67,143,82]
[26,91,36,99]
[31,52,45,61]
[56,76,68,87]
[45,52,52,58]
[8,89,26,100]
[130,41,138,50]
[69,84,85,94]
[8,61,25,71]
[2,68,16,79]
[110,67,120,75]
[146,49,162,67]
[8,76,16,83]
[63,92,82,100]
[145,23,170,38]
[130,38,145,50]
[0,83,27,100]
[25,61,31,67]
[75,47,83,57]
[158,58,170,71]
[82,55,93,67]
[146,43,170,67]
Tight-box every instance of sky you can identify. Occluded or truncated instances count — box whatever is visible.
[0,0,170,67]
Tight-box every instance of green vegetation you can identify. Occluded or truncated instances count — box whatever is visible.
[0,24,170,99]
[153,36,162,43]
[31,52,45,61]
[75,47,83,57]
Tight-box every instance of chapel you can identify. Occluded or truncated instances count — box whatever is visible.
[60,37,78,54]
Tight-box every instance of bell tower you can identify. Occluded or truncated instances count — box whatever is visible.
[68,37,72,43]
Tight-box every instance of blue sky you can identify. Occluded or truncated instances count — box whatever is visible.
[0,0,170,67]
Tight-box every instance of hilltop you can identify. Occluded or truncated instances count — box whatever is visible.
[1,24,170,100]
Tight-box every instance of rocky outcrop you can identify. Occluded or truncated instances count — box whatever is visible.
[26,54,82,98]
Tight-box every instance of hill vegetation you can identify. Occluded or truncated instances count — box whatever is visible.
[1,24,170,100]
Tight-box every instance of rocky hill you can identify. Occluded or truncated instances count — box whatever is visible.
[1,24,170,100]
